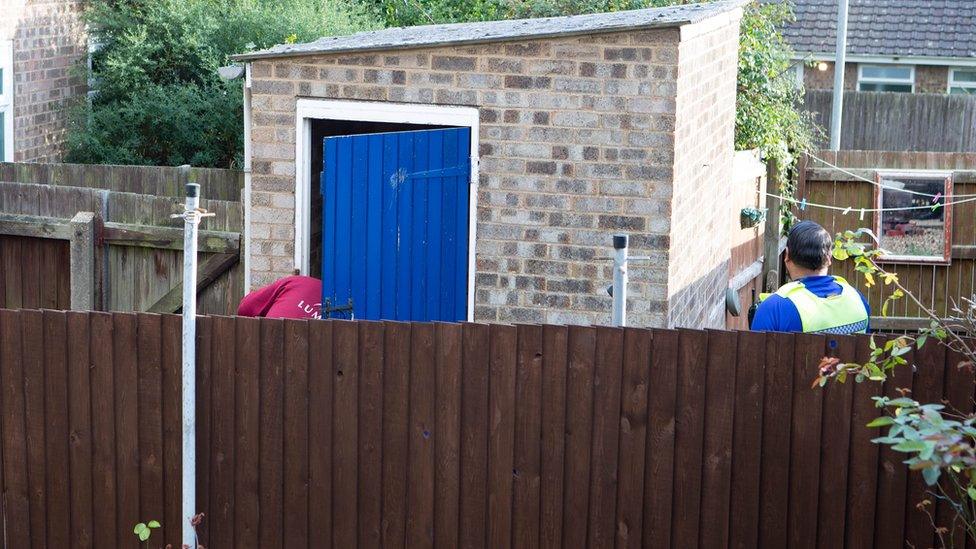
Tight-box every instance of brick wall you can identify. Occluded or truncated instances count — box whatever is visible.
[247,14,742,327]
[667,13,742,329]
[916,65,948,93]
[803,62,857,90]
[1,0,87,161]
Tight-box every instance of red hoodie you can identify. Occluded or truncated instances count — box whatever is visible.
[237,275,323,320]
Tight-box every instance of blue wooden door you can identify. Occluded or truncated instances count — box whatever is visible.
[320,127,471,321]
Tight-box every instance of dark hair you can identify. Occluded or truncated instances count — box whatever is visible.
[787,220,832,270]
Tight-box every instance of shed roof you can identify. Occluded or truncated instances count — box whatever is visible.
[231,0,748,62]
[778,0,976,59]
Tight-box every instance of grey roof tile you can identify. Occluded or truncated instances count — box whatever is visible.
[232,0,749,61]
[773,0,976,59]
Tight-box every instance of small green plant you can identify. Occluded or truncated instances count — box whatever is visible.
[817,228,976,547]
[133,520,161,544]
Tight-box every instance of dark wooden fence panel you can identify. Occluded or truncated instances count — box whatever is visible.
[803,90,976,152]
[0,235,70,310]
[0,310,972,548]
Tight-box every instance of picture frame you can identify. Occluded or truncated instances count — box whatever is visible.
[873,170,953,264]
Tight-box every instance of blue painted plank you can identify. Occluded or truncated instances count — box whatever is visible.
[410,131,429,320]
[366,134,384,320]
[381,134,398,319]
[334,137,353,318]
[395,132,413,319]
[441,130,460,320]
[455,128,471,321]
[322,138,339,313]
[350,135,368,320]
[425,130,444,321]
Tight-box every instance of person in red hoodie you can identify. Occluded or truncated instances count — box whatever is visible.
[237,270,323,320]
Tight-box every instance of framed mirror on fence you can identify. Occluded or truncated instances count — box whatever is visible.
[874,171,953,264]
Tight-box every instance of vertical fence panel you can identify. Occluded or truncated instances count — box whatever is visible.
[259,319,285,549]
[539,325,567,549]
[874,344,915,549]
[113,313,139,549]
[0,310,31,549]
[381,322,410,548]
[788,333,826,549]
[332,320,360,548]
[234,317,260,547]
[487,324,517,548]
[359,321,385,548]
[844,335,881,549]
[699,330,738,548]
[729,331,766,549]
[434,323,462,548]
[195,316,213,547]
[588,326,624,548]
[210,316,236,549]
[939,348,975,545]
[512,324,543,549]
[615,328,651,549]
[458,323,489,549]
[562,326,595,546]
[671,329,709,545]
[307,321,334,549]
[137,314,165,529]
[42,311,71,548]
[89,313,117,549]
[816,334,856,549]
[406,323,435,548]
[643,329,678,548]
[160,315,182,546]
[758,332,795,548]
[283,319,310,549]
[66,312,94,548]
[22,310,48,549]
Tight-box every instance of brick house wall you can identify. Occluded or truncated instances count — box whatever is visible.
[245,10,743,327]
[667,13,741,328]
[0,0,87,161]
[803,62,949,93]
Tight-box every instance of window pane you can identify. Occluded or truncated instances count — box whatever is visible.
[861,65,912,80]
[0,111,5,162]
[951,86,976,95]
[953,69,976,83]
[859,82,912,92]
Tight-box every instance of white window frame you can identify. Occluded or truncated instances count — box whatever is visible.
[948,68,976,94]
[857,64,915,92]
[293,98,480,321]
[0,39,14,162]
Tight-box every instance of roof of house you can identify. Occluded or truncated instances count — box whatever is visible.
[231,0,748,62]
[779,0,976,59]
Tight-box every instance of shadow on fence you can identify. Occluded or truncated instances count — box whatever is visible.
[0,309,968,548]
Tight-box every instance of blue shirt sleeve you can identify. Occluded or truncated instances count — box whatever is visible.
[750,294,804,332]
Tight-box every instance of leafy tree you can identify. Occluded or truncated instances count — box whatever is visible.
[67,0,376,168]
[367,0,817,209]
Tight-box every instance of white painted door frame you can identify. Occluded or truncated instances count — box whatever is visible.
[294,98,480,321]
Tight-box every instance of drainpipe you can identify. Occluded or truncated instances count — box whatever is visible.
[243,62,253,292]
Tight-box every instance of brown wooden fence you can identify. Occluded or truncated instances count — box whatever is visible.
[0,310,969,548]
[800,150,976,330]
[803,90,976,152]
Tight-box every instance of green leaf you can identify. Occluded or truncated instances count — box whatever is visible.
[133,523,146,535]
[922,466,941,486]
[892,439,927,453]
[867,416,895,428]
[969,486,976,501]
[916,335,927,349]
[139,530,150,542]
[148,520,161,529]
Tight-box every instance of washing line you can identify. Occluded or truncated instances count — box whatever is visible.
[807,153,976,199]
[757,190,976,212]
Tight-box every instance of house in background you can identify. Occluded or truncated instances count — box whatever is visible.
[0,0,88,162]
[780,0,976,94]
[232,1,748,328]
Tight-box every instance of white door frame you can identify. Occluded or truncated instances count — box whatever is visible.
[294,98,480,321]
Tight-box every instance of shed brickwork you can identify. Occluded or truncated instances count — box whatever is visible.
[243,3,744,328]
[1,0,87,161]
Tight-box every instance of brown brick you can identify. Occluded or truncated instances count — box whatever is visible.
[533,112,550,125]
[526,161,557,175]
[431,56,477,71]
[504,75,552,89]
[598,215,646,231]
[604,48,638,61]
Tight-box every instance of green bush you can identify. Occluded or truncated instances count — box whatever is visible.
[68,0,376,168]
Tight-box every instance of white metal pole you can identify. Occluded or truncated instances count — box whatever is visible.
[611,234,628,327]
[181,180,200,549]
[829,0,849,151]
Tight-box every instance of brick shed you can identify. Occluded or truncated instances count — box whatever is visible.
[232,0,747,328]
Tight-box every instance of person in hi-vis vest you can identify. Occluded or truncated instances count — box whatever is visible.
[751,221,870,334]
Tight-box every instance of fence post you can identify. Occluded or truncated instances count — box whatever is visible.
[69,211,96,310]
[761,159,782,293]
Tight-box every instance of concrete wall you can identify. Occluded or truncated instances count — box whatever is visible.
[0,0,87,161]
[246,13,742,327]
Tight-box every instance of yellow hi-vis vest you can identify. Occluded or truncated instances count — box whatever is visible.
[772,276,869,334]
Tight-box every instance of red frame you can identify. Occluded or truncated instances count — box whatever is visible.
[873,171,953,265]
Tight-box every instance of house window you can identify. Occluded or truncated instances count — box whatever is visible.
[858,65,914,92]
[0,40,13,161]
[949,68,976,95]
